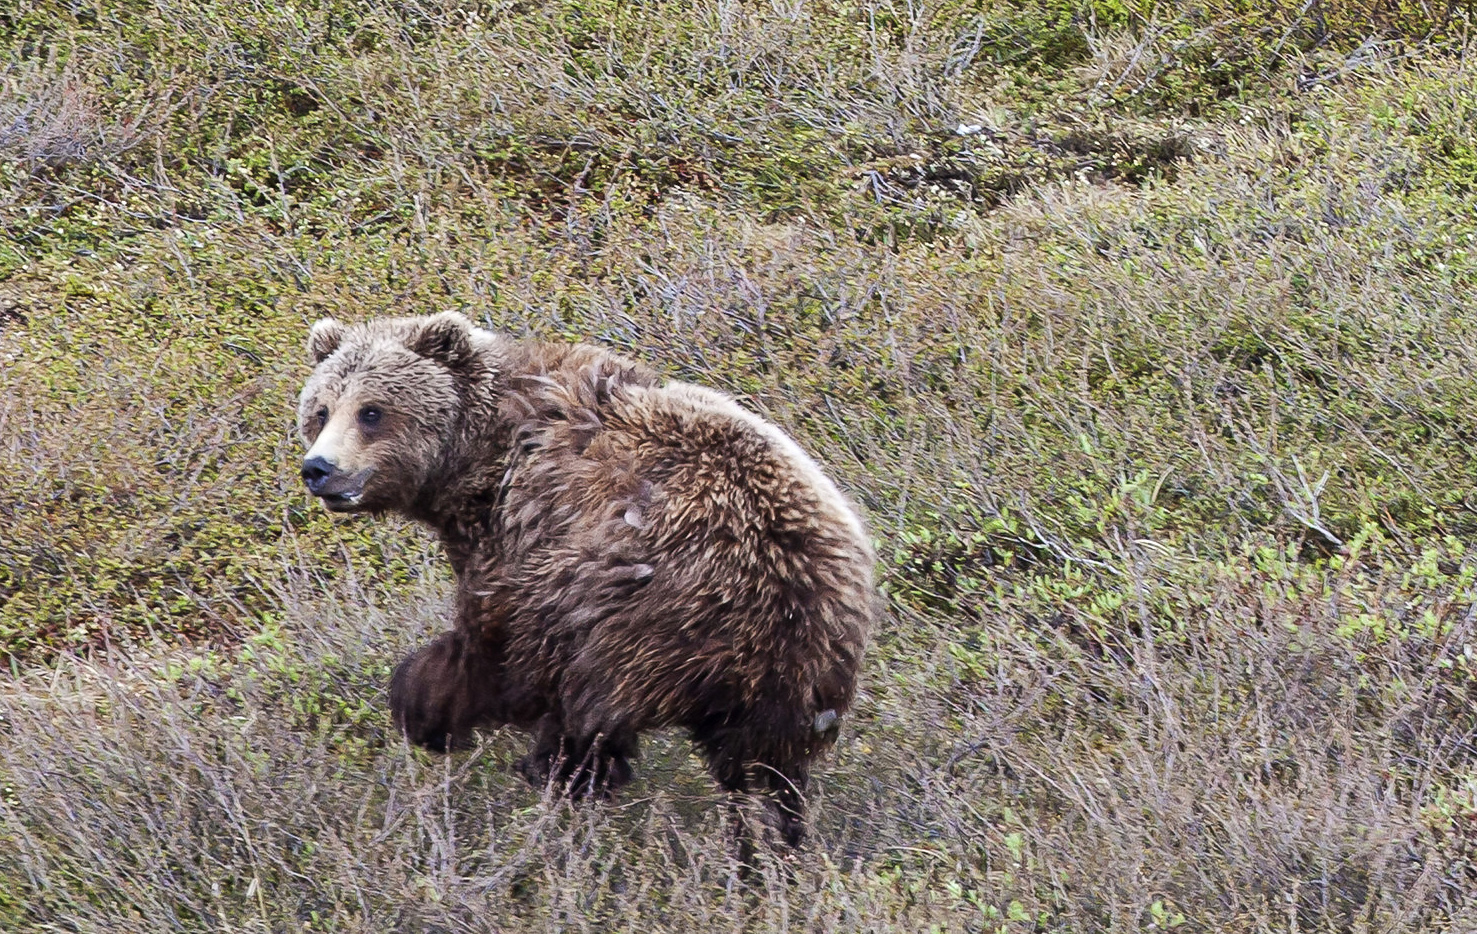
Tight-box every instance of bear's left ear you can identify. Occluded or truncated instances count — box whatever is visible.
[408,311,475,369]
[308,318,346,364]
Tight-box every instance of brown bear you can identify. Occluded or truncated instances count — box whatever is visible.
[296,312,876,848]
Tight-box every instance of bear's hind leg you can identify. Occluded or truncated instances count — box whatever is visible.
[702,737,760,867]
[389,630,501,753]
[755,757,811,850]
[700,721,813,855]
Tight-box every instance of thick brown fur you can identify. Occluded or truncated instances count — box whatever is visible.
[297,312,876,848]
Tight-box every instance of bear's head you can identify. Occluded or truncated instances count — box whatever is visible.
[296,312,490,514]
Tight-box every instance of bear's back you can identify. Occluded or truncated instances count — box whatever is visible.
[489,349,873,730]
[495,345,869,579]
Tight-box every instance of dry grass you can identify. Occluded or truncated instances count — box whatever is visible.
[0,60,148,165]
[5,543,1476,930]
[5,0,1477,930]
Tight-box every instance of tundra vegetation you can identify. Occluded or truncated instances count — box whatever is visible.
[4,0,1477,930]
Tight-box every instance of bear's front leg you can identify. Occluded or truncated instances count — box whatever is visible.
[515,714,639,798]
[389,630,502,753]
[513,713,563,786]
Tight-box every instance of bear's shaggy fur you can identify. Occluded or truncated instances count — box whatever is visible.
[296,312,876,847]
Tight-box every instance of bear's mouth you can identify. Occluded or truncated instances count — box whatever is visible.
[310,467,375,511]
[321,490,365,510]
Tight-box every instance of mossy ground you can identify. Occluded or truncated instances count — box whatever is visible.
[5,1,1477,930]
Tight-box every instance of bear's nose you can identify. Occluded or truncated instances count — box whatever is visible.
[301,455,336,494]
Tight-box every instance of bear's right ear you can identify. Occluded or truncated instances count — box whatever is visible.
[308,318,346,364]
[408,311,475,370]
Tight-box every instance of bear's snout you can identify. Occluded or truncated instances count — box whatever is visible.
[301,456,375,509]
[300,455,337,494]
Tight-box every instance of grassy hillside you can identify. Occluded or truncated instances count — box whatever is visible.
[5,0,1477,929]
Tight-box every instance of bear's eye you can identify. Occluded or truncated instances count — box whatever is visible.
[315,406,329,427]
[358,405,383,428]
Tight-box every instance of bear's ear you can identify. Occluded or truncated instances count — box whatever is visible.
[308,318,346,364]
[408,311,475,369]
